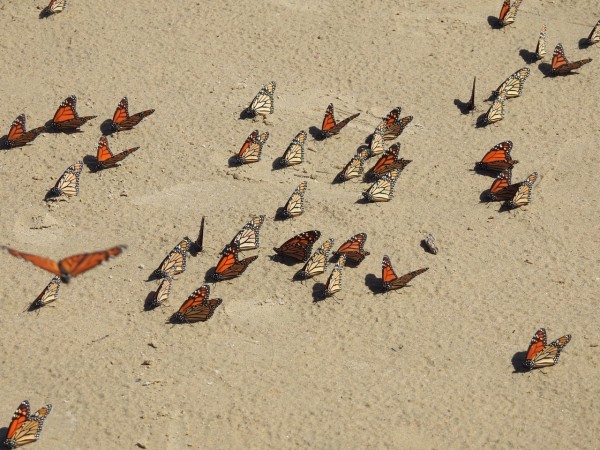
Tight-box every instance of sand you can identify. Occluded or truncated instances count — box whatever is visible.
[0,0,599,448]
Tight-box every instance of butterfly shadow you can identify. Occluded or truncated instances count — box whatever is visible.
[511,351,530,373]
[519,49,539,65]
[42,121,82,134]
[454,99,475,115]
[478,190,494,203]
[143,291,158,312]
[269,254,302,267]
[475,113,492,128]
[83,155,101,172]
[311,282,328,303]
[538,63,555,77]
[578,38,592,49]
[308,126,326,141]
[471,167,504,178]
[100,119,117,136]
[239,109,255,120]
[274,207,294,221]
[227,155,244,167]
[204,267,220,283]
[365,273,382,294]
[38,8,55,19]
[271,158,287,171]
[354,196,371,205]
[0,136,13,150]
[487,16,503,30]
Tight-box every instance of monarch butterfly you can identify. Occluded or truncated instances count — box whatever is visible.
[3,244,126,282]
[333,233,370,264]
[41,0,66,16]
[149,276,172,309]
[482,95,506,125]
[2,115,45,148]
[466,77,476,111]
[365,143,411,180]
[246,81,276,117]
[492,68,530,99]
[368,126,386,157]
[279,131,307,167]
[487,169,518,201]
[322,254,346,298]
[588,20,600,45]
[535,24,547,59]
[29,276,61,310]
[191,216,205,253]
[234,130,269,165]
[273,230,321,262]
[475,141,517,172]
[279,181,307,219]
[297,238,334,279]
[153,238,192,279]
[213,243,258,280]
[498,0,522,27]
[380,115,413,141]
[524,328,571,370]
[95,136,139,170]
[110,97,155,132]
[3,401,52,449]
[336,148,370,182]
[506,172,537,209]
[381,256,429,292]
[551,43,592,75]
[228,215,265,251]
[171,285,222,323]
[47,95,96,132]
[362,169,399,202]
[320,103,360,138]
[44,161,83,200]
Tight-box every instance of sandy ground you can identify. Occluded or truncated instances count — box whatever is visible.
[0,0,599,448]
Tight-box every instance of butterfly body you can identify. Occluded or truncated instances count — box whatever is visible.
[213,244,257,280]
[551,43,592,75]
[234,130,269,165]
[382,256,428,292]
[171,285,222,323]
[3,115,45,148]
[524,328,571,369]
[273,230,321,262]
[3,401,52,448]
[246,81,276,117]
[320,103,360,138]
[95,136,139,170]
[48,96,96,132]
[110,97,154,132]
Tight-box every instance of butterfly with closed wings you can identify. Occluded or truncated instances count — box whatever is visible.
[110,97,155,132]
[45,161,83,200]
[213,243,258,280]
[149,276,173,309]
[273,230,321,262]
[335,148,369,182]
[492,68,530,99]
[227,215,265,252]
[278,131,307,167]
[498,0,523,27]
[333,233,370,265]
[47,95,96,132]
[296,238,334,280]
[2,115,45,148]
[234,130,269,165]
[152,238,192,279]
[28,276,61,311]
[3,401,52,449]
[171,285,223,323]
[364,143,411,180]
[278,181,307,219]
[320,103,360,138]
[246,81,276,118]
[475,141,518,172]
[362,169,400,202]
[321,254,347,299]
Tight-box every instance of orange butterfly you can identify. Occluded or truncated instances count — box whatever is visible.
[2,114,45,148]
[379,116,413,142]
[171,285,222,323]
[234,130,269,165]
[95,136,139,170]
[551,43,592,75]
[524,328,571,370]
[47,95,96,132]
[475,141,518,172]
[320,103,360,138]
[3,245,126,282]
[487,169,517,201]
[333,233,370,264]
[273,230,321,262]
[110,97,155,132]
[213,243,258,280]
[3,401,52,449]
[498,0,522,27]
[381,256,428,292]
[365,143,411,180]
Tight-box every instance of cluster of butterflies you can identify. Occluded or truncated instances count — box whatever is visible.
[475,141,537,209]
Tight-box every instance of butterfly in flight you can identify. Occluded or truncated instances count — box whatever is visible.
[587,20,600,45]
[2,114,45,148]
[3,401,52,449]
[246,81,276,118]
[320,103,360,138]
[110,97,154,132]
[45,161,83,200]
[279,181,307,219]
[523,328,571,370]
[95,136,139,170]
[171,285,222,323]
[234,130,269,165]
[47,95,96,132]
[333,233,370,265]
[365,143,411,180]
[381,256,429,292]
[475,141,517,172]
[279,131,307,167]
[505,172,538,209]
[296,238,334,280]
[213,243,258,280]
[273,230,321,262]
[551,43,592,75]
[498,0,523,27]
[149,276,173,309]
[3,244,126,282]
[29,276,61,311]
[362,169,400,202]
[535,24,547,60]
[153,238,192,279]
[492,67,530,99]
[227,215,265,252]
[40,0,66,17]
[322,254,346,299]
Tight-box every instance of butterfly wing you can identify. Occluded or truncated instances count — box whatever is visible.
[173,286,222,323]
[247,81,276,117]
[506,174,537,209]
[387,268,429,290]
[171,285,210,322]
[149,276,173,308]
[476,141,515,171]
[483,97,505,125]
[4,401,30,447]
[30,276,61,310]
[588,20,600,45]
[536,25,547,59]
[323,254,346,297]
[193,216,205,252]
[50,96,96,131]
[273,230,321,262]
[154,238,191,278]
[59,244,127,279]
[551,43,592,74]
[213,244,257,280]
[320,103,359,137]
[235,130,268,164]
[5,114,44,148]
[281,181,307,219]
[336,149,368,182]
[42,0,66,15]
[525,331,571,369]
[369,125,386,157]
[498,0,510,21]
[493,68,530,98]
[524,328,547,368]
[297,238,334,279]
[280,131,307,167]
[48,160,83,198]
[231,215,265,251]
[362,170,398,202]
[3,247,61,275]
[382,116,413,141]
[334,233,369,264]
[5,403,52,448]
[96,136,138,169]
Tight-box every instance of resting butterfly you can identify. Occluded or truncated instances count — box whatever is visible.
[379,115,413,141]
[273,230,321,262]
[246,81,276,117]
[551,43,592,75]
[297,238,334,279]
[29,276,61,310]
[46,161,83,200]
[3,401,52,449]
[482,94,506,125]
[475,141,517,172]
[2,115,45,148]
[279,131,307,167]
[381,256,429,292]
[322,254,346,298]
[110,97,154,132]
[362,169,400,202]
[587,20,600,45]
[41,0,66,16]
[487,169,517,201]
[228,215,265,251]
[213,243,258,280]
[498,0,523,27]
[191,216,205,253]
[333,233,370,264]
[48,95,96,132]
[171,285,222,323]
[153,238,192,279]
[279,181,307,219]
[466,77,476,111]
[149,276,173,309]
[492,68,530,99]
[95,136,139,170]
[335,148,369,182]
[365,143,411,180]
[368,126,386,157]
[506,172,537,209]
[320,103,360,138]
[524,328,571,370]
[234,130,269,165]
[535,24,547,60]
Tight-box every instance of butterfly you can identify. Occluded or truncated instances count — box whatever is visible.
[190,216,205,253]
[47,95,97,132]
[279,181,307,219]
[524,328,571,370]
[246,81,276,117]
[365,143,411,180]
[228,215,265,251]
[487,169,518,201]
[296,238,334,279]
[3,244,126,282]
[273,230,321,262]
[110,97,154,132]
[213,243,258,280]
[588,20,600,45]
[234,130,269,165]
[551,43,592,75]
[153,238,192,279]
[3,401,52,449]
[475,141,518,172]
[95,136,139,170]
[498,0,523,27]
[29,276,61,311]
[466,77,476,111]
[171,285,222,323]
[506,172,538,209]
[482,94,506,125]
[149,276,172,309]
[45,161,83,200]
[41,0,66,16]
[335,148,369,182]
[362,169,400,202]
[378,114,413,141]
[535,24,547,59]
[492,68,530,99]
[368,126,386,157]
[2,115,45,148]
[381,256,429,292]
[320,103,360,138]
[322,254,346,298]
[333,233,370,264]
[279,131,307,167]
